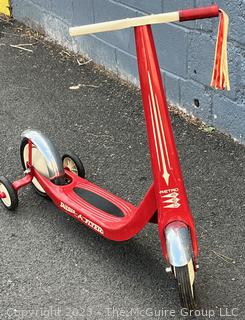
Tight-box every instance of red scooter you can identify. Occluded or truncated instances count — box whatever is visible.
[0,5,228,310]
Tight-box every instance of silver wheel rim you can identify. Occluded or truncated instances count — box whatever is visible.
[63,157,79,175]
[0,183,11,207]
[23,143,49,193]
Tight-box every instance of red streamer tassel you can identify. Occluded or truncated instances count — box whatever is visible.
[210,9,230,91]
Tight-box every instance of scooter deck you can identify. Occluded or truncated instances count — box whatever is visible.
[62,172,136,221]
[34,169,156,241]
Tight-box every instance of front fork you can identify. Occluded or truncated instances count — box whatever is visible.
[135,25,198,268]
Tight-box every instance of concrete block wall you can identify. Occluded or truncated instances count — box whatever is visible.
[12,0,245,143]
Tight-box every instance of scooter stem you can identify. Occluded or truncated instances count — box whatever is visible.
[134,25,198,261]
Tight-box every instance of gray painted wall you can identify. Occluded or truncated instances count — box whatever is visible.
[12,0,245,143]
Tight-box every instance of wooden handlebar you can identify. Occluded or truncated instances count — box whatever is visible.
[69,11,179,37]
[69,5,219,37]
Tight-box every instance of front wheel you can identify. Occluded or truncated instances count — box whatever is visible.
[174,260,197,310]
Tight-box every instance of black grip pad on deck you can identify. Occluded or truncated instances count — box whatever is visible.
[74,188,124,218]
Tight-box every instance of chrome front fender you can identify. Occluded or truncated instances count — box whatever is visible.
[165,221,193,267]
[21,129,65,180]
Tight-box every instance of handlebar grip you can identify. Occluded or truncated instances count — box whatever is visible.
[179,4,219,22]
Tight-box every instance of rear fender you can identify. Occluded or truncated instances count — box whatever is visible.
[21,129,65,181]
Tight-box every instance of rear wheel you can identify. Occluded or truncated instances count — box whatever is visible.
[21,137,62,196]
[0,176,18,211]
[174,260,197,310]
[20,131,66,196]
[62,152,85,178]
[20,138,48,196]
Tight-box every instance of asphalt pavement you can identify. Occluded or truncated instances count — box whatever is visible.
[0,20,245,320]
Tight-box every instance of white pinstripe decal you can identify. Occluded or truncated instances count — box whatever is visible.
[148,95,161,169]
[148,72,170,185]
[155,93,171,169]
